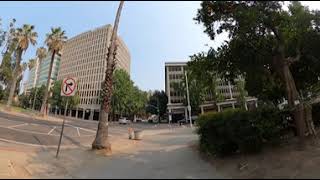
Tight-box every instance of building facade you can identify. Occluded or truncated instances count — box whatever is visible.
[57,24,131,120]
[24,52,61,94]
[165,61,257,122]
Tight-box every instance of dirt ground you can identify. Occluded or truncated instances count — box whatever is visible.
[200,135,320,179]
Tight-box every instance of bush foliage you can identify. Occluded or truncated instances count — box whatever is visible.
[197,106,287,157]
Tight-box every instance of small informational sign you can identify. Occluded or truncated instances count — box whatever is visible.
[61,77,77,96]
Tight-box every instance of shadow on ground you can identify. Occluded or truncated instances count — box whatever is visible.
[22,128,226,179]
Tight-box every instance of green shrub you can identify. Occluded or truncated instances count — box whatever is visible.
[312,103,320,126]
[249,105,286,144]
[197,107,285,157]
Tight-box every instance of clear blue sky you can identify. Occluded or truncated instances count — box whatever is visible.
[0,1,231,91]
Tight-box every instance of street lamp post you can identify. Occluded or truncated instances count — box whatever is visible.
[184,71,192,128]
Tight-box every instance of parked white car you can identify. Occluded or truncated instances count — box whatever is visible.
[148,115,159,123]
[119,117,130,125]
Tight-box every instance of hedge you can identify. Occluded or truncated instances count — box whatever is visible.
[197,106,287,157]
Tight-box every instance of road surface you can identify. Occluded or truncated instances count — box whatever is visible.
[0,110,181,148]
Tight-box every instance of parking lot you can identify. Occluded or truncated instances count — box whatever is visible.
[0,111,182,149]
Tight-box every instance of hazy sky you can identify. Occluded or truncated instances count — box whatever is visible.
[0,1,318,92]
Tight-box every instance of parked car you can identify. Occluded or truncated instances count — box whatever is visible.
[119,117,130,125]
[136,118,142,122]
[141,119,148,123]
[178,116,198,126]
[148,115,159,123]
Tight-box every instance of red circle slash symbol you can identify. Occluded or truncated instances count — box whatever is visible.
[62,77,76,96]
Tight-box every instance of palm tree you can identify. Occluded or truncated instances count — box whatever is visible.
[6,24,37,108]
[19,62,28,78]
[32,47,47,110]
[92,1,124,151]
[27,58,36,70]
[40,27,67,116]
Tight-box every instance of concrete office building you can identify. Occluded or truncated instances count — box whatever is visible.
[24,52,61,94]
[165,61,257,122]
[57,24,131,120]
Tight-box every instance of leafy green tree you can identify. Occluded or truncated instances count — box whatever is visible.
[40,27,67,115]
[146,90,168,119]
[17,86,45,110]
[129,86,148,120]
[195,1,320,138]
[0,19,17,91]
[171,74,206,115]
[0,85,4,101]
[110,69,148,120]
[18,93,30,109]
[111,69,134,117]
[7,24,37,108]
[188,52,219,101]
[30,86,45,110]
[235,78,248,109]
[14,62,27,100]
[0,18,5,47]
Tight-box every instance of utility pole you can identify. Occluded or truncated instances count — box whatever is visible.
[184,71,192,128]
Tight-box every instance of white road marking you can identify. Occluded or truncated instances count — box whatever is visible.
[0,116,95,137]
[47,126,56,135]
[77,127,81,137]
[0,137,84,148]
[65,123,96,133]
[78,127,96,133]
[4,125,94,137]
[8,123,28,128]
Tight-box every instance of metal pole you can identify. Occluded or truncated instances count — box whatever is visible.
[56,99,69,158]
[184,71,192,128]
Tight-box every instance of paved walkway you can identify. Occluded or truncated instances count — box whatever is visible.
[27,128,225,178]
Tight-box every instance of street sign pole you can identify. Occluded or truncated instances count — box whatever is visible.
[56,77,77,158]
[56,99,69,158]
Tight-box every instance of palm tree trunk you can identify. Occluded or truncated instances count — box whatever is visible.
[40,50,56,116]
[6,49,22,108]
[32,88,37,110]
[92,1,124,150]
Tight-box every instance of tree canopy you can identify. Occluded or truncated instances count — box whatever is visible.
[194,1,320,104]
[111,69,148,118]
[146,90,168,118]
[19,85,45,110]
[194,1,320,137]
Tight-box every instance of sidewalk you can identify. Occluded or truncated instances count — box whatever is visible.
[0,127,224,178]
[0,145,35,178]
[21,128,224,179]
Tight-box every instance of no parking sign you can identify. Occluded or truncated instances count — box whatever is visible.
[61,77,77,96]
[57,77,77,158]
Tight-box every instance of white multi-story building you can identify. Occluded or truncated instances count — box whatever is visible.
[57,24,131,120]
[24,52,61,94]
[165,61,257,122]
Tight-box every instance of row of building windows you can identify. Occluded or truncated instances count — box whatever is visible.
[170,91,184,98]
[169,74,183,80]
[80,98,100,105]
[57,25,130,107]
[78,90,101,98]
[168,66,182,72]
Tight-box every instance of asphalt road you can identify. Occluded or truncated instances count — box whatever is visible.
[0,111,179,148]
